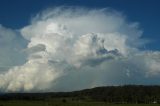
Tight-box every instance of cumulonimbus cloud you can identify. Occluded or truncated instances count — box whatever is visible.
[0,7,160,92]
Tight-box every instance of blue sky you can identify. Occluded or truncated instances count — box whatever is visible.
[0,0,160,50]
[1,0,160,92]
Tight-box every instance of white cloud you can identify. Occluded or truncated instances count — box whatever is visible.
[0,60,61,92]
[0,7,160,92]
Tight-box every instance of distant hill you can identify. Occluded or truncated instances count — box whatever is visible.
[1,85,160,104]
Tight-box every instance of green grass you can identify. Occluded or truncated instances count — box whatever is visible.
[0,100,160,106]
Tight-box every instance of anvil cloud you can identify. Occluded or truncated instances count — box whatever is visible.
[0,7,160,92]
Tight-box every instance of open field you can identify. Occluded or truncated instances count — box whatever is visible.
[0,100,160,106]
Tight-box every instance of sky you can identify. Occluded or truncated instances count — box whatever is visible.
[0,0,160,92]
[0,0,160,50]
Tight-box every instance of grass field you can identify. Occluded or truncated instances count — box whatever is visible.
[0,100,160,106]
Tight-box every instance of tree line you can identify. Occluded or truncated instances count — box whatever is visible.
[0,85,160,104]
